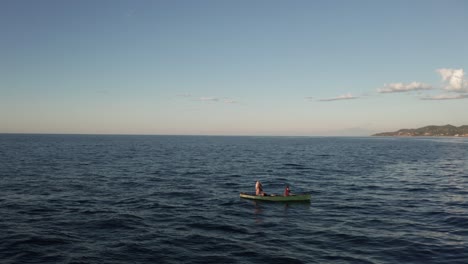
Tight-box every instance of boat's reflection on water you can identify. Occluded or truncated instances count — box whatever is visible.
[250,200,311,223]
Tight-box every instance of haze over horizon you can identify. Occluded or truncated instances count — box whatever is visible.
[1,0,467,136]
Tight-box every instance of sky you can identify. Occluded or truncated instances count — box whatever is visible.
[1,0,468,136]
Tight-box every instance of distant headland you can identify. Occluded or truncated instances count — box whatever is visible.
[373,125,468,137]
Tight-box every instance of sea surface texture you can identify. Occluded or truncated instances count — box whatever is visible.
[1,135,467,264]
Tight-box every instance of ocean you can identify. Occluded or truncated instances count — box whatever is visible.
[1,134,467,263]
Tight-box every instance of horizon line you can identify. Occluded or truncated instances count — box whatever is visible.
[0,132,373,138]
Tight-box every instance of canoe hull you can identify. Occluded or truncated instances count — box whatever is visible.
[240,193,311,202]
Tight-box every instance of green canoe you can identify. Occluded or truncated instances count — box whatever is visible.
[240,193,311,202]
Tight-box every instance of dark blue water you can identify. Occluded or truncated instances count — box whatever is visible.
[1,135,467,263]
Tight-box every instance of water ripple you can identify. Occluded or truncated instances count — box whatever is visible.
[1,135,467,263]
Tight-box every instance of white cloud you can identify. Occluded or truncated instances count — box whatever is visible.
[224,99,238,104]
[318,93,358,102]
[420,94,468,100]
[378,82,432,93]
[193,96,240,104]
[436,68,468,92]
[198,97,220,102]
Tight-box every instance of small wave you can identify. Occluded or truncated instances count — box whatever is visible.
[1,234,73,263]
[9,235,70,248]
[444,216,468,228]
[220,200,240,206]
[230,250,259,257]
[262,256,305,264]
[283,163,303,167]
[5,250,49,264]
[187,222,250,235]
[278,163,311,170]
[85,216,146,231]
[323,255,373,264]
[189,255,238,264]
[329,232,375,246]
[406,187,428,192]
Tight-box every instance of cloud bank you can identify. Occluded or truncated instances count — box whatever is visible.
[197,97,220,102]
[197,97,239,104]
[436,68,468,92]
[223,99,239,104]
[318,93,358,102]
[376,68,468,101]
[420,94,468,100]
[378,82,432,93]
[178,94,240,104]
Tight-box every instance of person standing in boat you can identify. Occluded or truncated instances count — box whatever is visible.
[284,185,291,196]
[255,180,265,196]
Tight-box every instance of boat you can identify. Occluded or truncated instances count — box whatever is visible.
[239,192,311,202]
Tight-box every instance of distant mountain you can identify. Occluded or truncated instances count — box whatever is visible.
[373,125,468,137]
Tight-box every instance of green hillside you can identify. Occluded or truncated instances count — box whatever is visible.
[373,125,468,137]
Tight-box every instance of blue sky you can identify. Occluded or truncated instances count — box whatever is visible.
[1,0,467,135]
